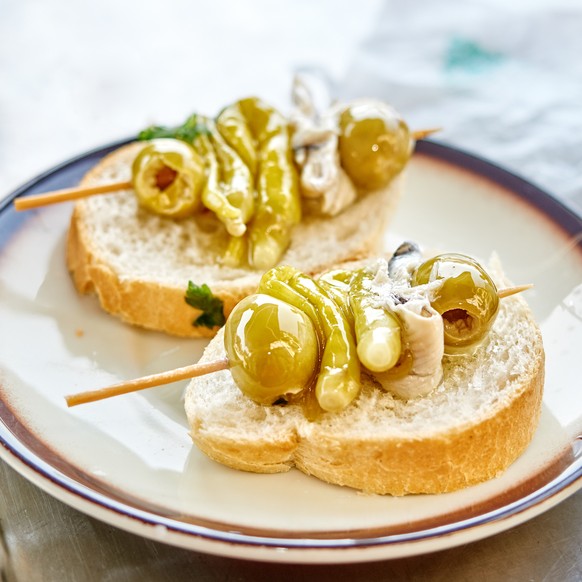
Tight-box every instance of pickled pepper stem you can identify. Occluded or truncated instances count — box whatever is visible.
[65,358,229,407]
[13,181,133,211]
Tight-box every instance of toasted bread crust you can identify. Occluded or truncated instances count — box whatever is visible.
[66,144,401,337]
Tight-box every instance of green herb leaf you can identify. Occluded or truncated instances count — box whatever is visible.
[184,281,226,329]
[138,114,210,144]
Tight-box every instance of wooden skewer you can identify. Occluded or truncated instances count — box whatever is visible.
[65,284,532,408]
[13,180,133,211]
[497,284,534,299]
[15,127,441,213]
[65,357,229,407]
[412,127,442,140]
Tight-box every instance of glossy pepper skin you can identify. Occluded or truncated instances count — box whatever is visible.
[258,266,324,346]
[192,121,249,238]
[316,269,354,327]
[215,104,258,176]
[209,122,255,228]
[338,100,412,191]
[234,98,302,270]
[132,138,205,218]
[287,269,360,414]
[413,253,500,353]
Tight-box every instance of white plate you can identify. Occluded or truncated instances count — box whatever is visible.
[0,140,581,564]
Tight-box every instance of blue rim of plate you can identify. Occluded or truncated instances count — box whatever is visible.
[0,138,581,553]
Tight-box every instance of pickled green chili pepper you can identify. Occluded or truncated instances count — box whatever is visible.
[413,253,500,353]
[137,113,254,239]
[317,269,354,327]
[287,271,360,413]
[224,294,319,405]
[258,266,324,346]
[235,97,302,269]
[208,121,255,228]
[338,101,412,191]
[349,269,402,373]
[216,105,258,176]
[192,128,247,237]
[132,138,205,218]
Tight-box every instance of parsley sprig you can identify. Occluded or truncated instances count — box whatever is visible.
[138,114,210,143]
[185,282,226,329]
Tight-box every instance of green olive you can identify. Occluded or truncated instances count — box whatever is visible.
[132,138,205,218]
[338,100,411,191]
[224,293,319,405]
[413,254,499,353]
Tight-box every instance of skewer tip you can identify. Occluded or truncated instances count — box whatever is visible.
[13,180,133,212]
[65,357,229,407]
[412,127,442,141]
[497,284,534,299]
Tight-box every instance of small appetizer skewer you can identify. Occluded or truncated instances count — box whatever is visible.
[65,244,532,410]
[13,131,439,212]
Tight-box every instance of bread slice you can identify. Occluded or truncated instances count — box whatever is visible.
[66,143,402,337]
[184,259,544,495]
